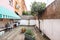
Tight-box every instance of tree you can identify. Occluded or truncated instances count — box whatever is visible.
[31,2,46,16]
[31,2,46,31]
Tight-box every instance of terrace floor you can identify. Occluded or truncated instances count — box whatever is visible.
[0,26,50,40]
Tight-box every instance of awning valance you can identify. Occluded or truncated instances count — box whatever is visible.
[0,6,21,19]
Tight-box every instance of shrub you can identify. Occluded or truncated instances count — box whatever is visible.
[25,29,35,40]
[25,29,33,36]
[22,11,28,15]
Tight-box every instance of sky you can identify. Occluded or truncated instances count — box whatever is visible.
[25,0,55,11]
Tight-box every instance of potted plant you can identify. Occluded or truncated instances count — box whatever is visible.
[24,29,35,40]
[21,27,26,33]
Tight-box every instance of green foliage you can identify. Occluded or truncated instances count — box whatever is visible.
[31,2,46,16]
[25,29,35,40]
[22,11,28,15]
[25,29,34,36]
[22,11,31,15]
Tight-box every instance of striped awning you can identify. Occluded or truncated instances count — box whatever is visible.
[0,6,21,19]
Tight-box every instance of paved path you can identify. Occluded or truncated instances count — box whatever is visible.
[0,26,50,40]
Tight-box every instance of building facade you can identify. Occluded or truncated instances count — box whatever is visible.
[0,0,20,29]
[14,0,27,15]
[0,0,14,27]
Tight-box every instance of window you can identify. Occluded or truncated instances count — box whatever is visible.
[9,0,13,7]
[15,2,20,9]
[3,15,5,18]
[0,14,3,20]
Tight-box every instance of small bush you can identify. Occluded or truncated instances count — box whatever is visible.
[25,29,34,36]
[22,11,28,15]
[25,29,35,40]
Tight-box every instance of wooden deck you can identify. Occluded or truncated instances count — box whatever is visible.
[0,26,50,40]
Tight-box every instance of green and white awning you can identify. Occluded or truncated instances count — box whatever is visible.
[0,6,21,19]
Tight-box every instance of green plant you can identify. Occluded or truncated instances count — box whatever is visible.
[25,29,33,36]
[22,11,32,15]
[25,29,35,40]
[22,11,28,15]
[25,34,35,40]
[31,2,46,16]
[31,2,46,30]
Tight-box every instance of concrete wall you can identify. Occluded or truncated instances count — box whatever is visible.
[35,0,60,40]
[20,20,28,25]
[40,19,60,40]
[19,20,35,25]
[35,20,39,28]
[35,19,60,40]
[30,20,35,25]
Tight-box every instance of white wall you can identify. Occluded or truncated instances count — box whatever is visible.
[40,20,53,40]
[35,20,39,28]
[39,19,60,40]
[19,20,35,25]
[20,20,28,25]
[30,20,35,25]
